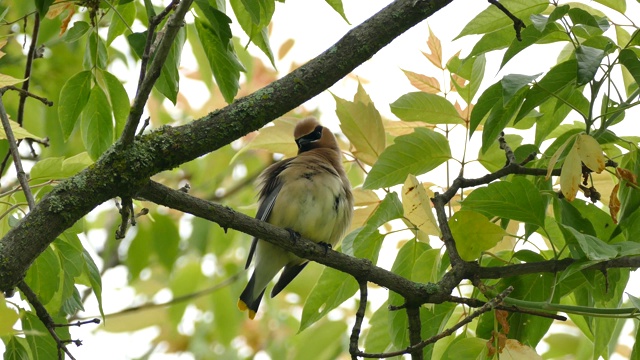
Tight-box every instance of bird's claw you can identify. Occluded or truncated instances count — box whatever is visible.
[285,228,301,242]
[318,242,332,255]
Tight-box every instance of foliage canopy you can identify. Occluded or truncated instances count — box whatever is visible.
[0,0,639,359]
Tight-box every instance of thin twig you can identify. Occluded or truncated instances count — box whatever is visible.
[5,86,53,106]
[94,272,242,318]
[488,0,526,41]
[349,280,368,360]
[0,95,35,209]
[498,131,516,165]
[121,0,183,145]
[354,287,514,358]
[18,281,78,360]
[17,12,40,126]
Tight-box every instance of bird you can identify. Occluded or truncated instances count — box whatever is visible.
[238,117,353,320]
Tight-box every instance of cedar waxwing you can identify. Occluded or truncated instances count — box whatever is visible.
[238,117,354,319]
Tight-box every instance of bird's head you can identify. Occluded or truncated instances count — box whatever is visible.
[294,117,340,154]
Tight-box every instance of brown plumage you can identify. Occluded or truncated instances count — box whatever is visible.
[238,117,353,319]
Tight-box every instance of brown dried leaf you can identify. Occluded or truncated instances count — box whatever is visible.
[423,26,443,69]
[46,0,73,19]
[401,69,440,94]
[610,183,620,223]
[617,167,638,185]
[278,38,295,60]
[59,7,76,36]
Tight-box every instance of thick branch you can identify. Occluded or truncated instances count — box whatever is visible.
[0,0,454,292]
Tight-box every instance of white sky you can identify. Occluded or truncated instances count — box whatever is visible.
[10,0,640,359]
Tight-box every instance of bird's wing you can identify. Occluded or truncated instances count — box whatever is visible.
[245,159,292,269]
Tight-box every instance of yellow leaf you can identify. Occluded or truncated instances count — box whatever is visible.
[0,119,42,141]
[560,142,582,201]
[401,69,440,94]
[382,119,434,137]
[0,74,27,87]
[278,39,295,60]
[0,293,19,336]
[449,210,507,261]
[576,134,605,173]
[546,134,576,180]
[229,118,298,163]
[423,26,443,69]
[353,188,379,207]
[401,174,440,236]
[334,85,385,166]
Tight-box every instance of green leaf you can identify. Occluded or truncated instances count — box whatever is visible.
[481,86,527,153]
[455,0,548,39]
[501,73,541,104]
[530,5,570,32]
[81,86,113,160]
[64,21,91,43]
[334,88,385,166]
[0,294,19,336]
[34,0,55,17]
[299,267,358,332]
[515,59,577,122]
[324,0,349,23]
[469,81,502,136]
[24,246,61,306]
[291,321,347,359]
[594,0,625,13]
[155,26,186,104]
[84,32,108,70]
[388,240,430,348]
[126,220,152,279]
[449,210,507,261]
[469,27,514,57]
[501,23,568,68]
[151,214,180,271]
[364,128,451,189]
[364,303,391,354]
[100,69,130,139]
[576,45,605,85]
[445,337,487,358]
[194,17,246,104]
[58,71,93,140]
[106,1,136,45]
[462,177,546,227]
[83,249,104,319]
[343,192,401,260]
[619,49,640,87]
[168,260,204,325]
[390,92,462,124]
[560,225,618,261]
[230,0,275,65]
[568,7,600,28]
[4,336,30,360]
[478,134,523,172]
[22,312,57,360]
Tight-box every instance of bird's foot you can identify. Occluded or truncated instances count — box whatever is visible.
[318,242,332,255]
[285,228,301,242]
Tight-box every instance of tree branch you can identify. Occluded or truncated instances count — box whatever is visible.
[349,279,368,360]
[0,0,455,293]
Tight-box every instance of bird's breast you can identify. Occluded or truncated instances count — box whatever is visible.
[267,164,349,246]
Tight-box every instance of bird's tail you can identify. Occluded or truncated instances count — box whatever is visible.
[237,273,265,320]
